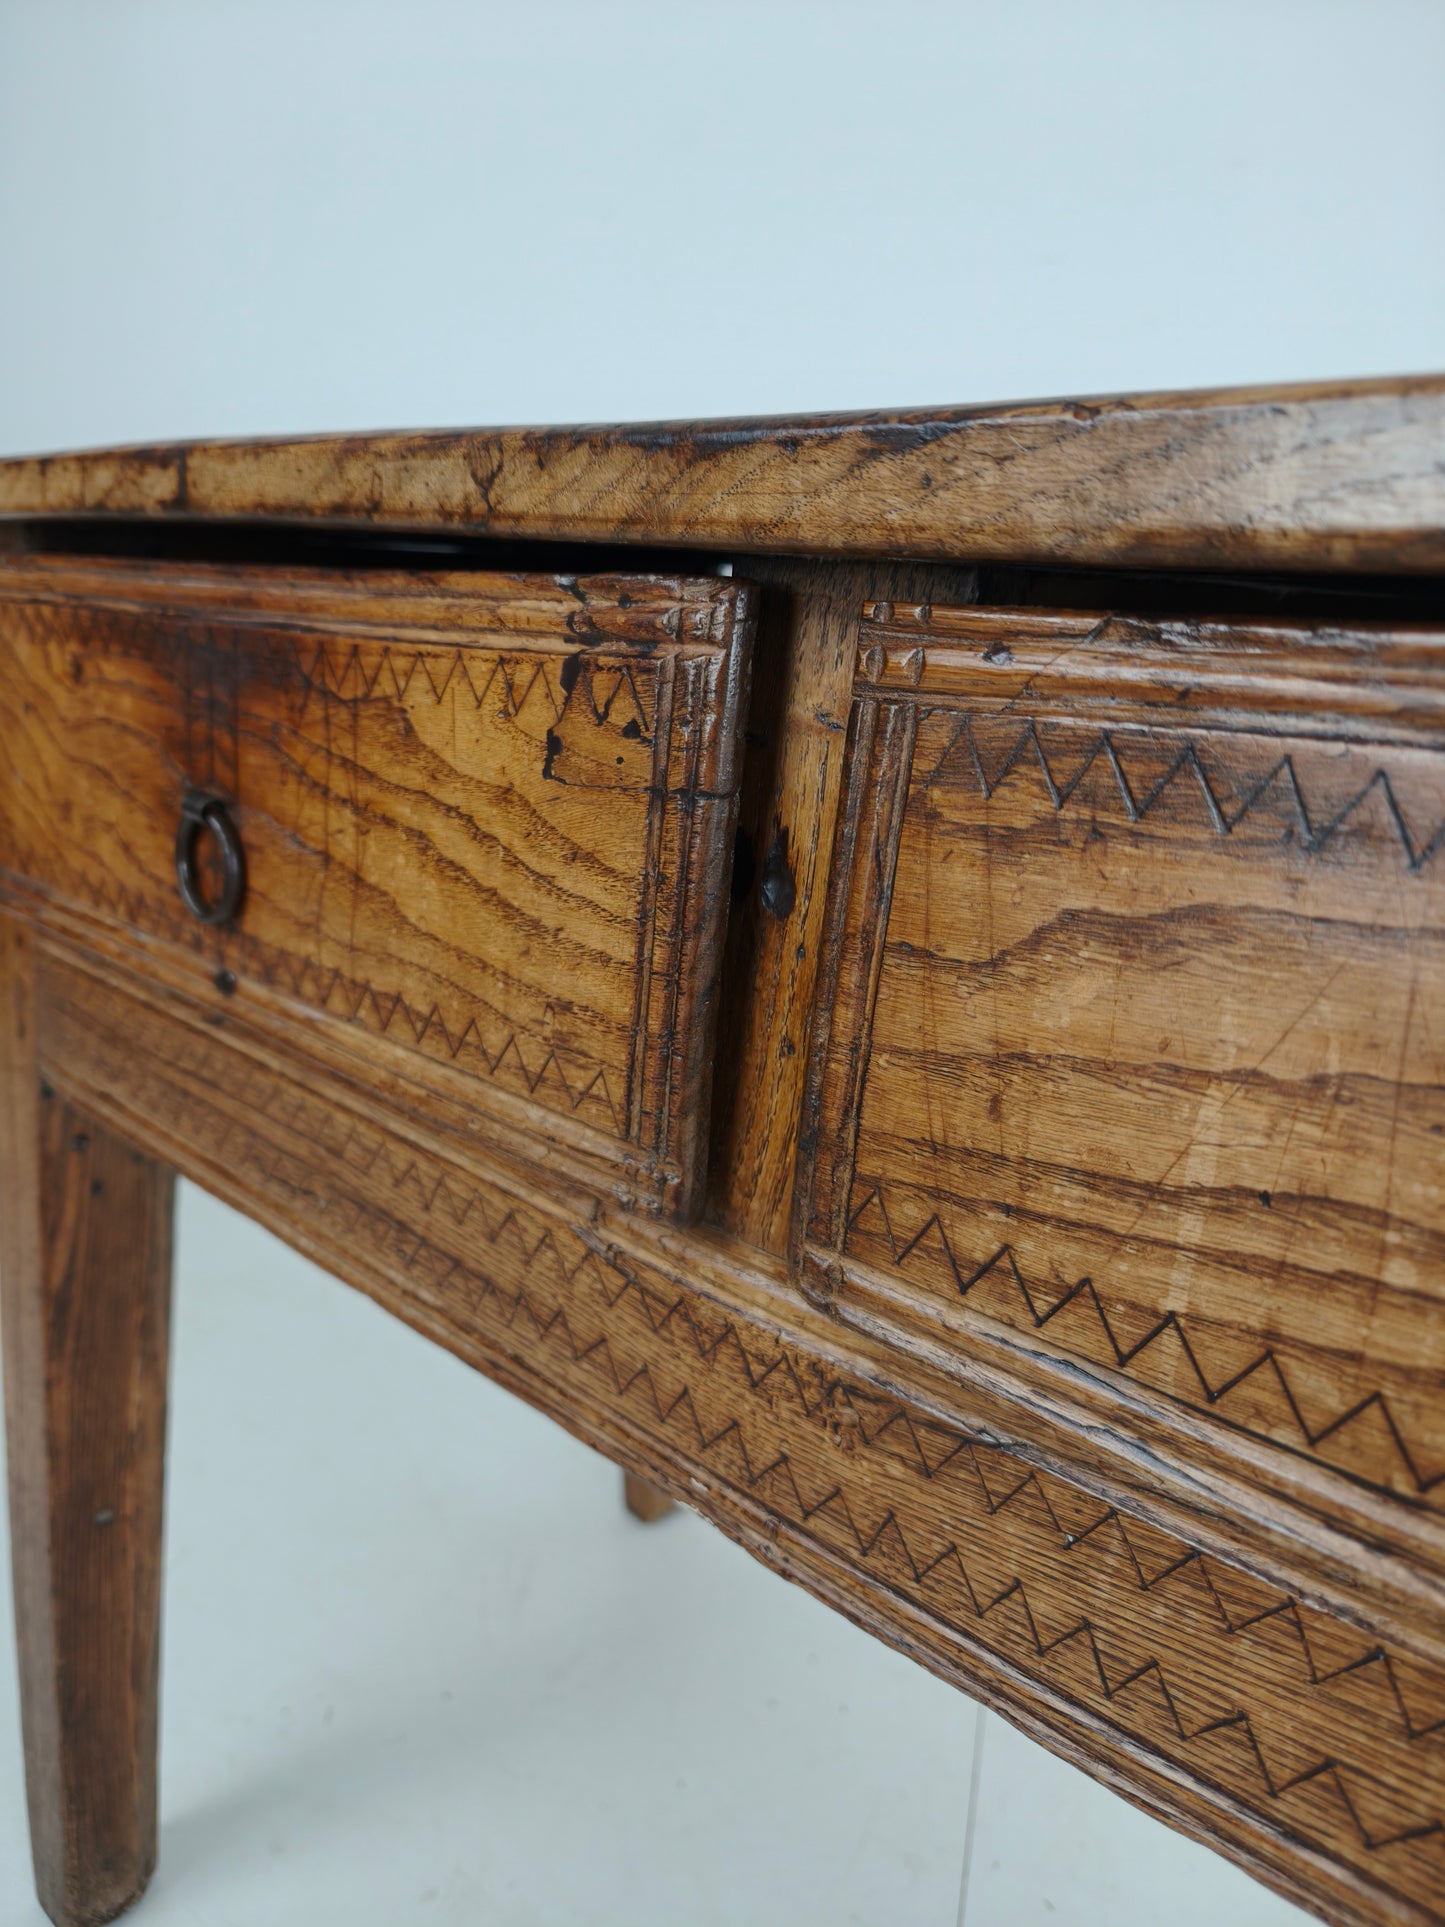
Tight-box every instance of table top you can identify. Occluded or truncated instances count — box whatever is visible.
[2,374,1444,574]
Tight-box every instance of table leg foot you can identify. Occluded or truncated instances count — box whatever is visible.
[623,1469,675,1523]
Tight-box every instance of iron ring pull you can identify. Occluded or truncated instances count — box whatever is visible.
[175,790,246,926]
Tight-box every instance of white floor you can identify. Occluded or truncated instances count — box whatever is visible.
[0,1185,1310,1926]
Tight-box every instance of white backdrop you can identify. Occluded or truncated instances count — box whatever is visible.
[1,5,1442,1924]
[2,0,1443,457]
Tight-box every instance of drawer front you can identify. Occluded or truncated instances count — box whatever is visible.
[798,600,1445,1513]
[0,555,754,1215]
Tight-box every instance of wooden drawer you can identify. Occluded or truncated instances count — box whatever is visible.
[0,555,755,1216]
[797,599,1445,1522]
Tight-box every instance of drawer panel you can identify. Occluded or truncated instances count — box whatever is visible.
[0,556,755,1215]
[797,601,1445,1509]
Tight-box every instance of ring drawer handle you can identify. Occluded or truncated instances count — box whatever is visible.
[175,790,246,926]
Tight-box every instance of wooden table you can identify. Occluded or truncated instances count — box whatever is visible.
[2,376,1444,1926]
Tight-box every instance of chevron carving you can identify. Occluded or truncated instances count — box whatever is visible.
[47,970,1445,1918]
[286,636,655,736]
[930,713,1445,871]
[53,868,624,1132]
[844,1184,1445,1506]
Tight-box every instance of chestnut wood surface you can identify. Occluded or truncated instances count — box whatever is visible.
[2,375,1445,574]
[2,385,1445,1926]
[0,554,754,1218]
[797,604,1445,1550]
[0,918,172,1927]
[708,556,977,1253]
[26,939,1445,1927]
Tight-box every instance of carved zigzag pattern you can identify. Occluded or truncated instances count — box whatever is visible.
[95,1022,1445,1872]
[235,930,624,1130]
[230,1152,1445,1858]
[56,869,624,1133]
[215,1070,582,1238]
[286,638,654,736]
[934,714,1445,872]
[845,1184,1445,1502]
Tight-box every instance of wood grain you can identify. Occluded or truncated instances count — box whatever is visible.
[0,554,754,1217]
[0,915,173,1927]
[708,558,975,1252]
[30,938,1445,1927]
[3,513,1445,1926]
[798,603,1445,1534]
[3,376,1445,573]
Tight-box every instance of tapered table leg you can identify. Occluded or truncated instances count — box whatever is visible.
[0,919,174,1927]
[622,1469,675,1523]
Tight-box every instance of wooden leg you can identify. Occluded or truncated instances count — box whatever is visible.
[0,920,174,1927]
[623,1469,675,1523]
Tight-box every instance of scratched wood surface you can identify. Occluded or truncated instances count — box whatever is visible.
[28,941,1445,1927]
[798,604,1445,1552]
[0,555,754,1217]
[3,375,1445,573]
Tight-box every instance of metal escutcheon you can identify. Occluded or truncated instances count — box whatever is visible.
[175,790,246,926]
